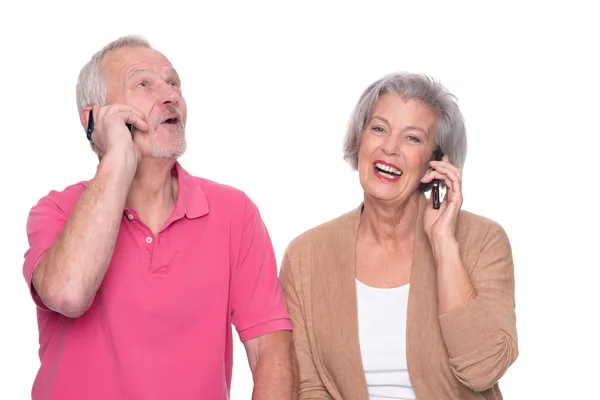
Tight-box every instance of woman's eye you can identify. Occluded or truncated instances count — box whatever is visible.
[371,126,385,133]
[407,135,422,143]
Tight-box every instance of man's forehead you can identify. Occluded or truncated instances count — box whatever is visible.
[102,47,176,77]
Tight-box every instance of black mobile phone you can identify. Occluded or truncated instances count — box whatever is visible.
[432,148,444,209]
[86,109,95,141]
[86,110,134,141]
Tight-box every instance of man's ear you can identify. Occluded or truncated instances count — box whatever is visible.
[80,106,92,131]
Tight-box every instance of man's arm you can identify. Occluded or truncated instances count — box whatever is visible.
[230,196,295,398]
[244,331,297,399]
[32,105,144,318]
[33,151,137,317]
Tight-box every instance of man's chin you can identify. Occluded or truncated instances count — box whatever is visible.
[149,140,187,159]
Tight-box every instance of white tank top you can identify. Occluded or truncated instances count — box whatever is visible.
[356,279,416,400]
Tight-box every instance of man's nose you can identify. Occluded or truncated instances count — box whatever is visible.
[157,83,179,105]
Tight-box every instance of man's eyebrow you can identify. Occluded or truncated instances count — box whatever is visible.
[127,68,180,81]
[127,68,149,80]
[167,68,181,80]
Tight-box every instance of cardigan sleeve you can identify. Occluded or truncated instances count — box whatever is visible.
[438,222,518,392]
[279,251,333,400]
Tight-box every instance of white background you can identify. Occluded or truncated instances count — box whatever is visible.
[1,1,599,399]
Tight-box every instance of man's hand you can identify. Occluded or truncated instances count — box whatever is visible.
[32,104,149,318]
[244,330,297,399]
[85,104,148,161]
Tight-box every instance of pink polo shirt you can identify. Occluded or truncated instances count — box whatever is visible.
[22,162,292,400]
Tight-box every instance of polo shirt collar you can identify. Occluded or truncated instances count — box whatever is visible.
[172,161,209,219]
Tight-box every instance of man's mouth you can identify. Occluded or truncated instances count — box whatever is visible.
[161,116,180,125]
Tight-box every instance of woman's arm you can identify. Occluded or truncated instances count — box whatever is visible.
[434,223,518,392]
[422,156,518,391]
[280,251,333,400]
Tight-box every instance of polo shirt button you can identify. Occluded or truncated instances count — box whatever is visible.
[145,237,153,244]
[127,214,134,220]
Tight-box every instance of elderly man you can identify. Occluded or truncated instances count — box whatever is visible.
[22,35,294,399]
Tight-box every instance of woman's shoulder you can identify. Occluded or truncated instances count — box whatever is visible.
[456,209,511,248]
[284,206,360,258]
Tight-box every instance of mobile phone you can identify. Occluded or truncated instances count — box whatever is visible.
[86,109,134,141]
[432,148,444,209]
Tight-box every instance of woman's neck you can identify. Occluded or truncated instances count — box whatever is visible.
[359,192,421,251]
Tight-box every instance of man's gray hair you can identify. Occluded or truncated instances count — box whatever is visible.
[342,72,467,169]
[75,34,151,114]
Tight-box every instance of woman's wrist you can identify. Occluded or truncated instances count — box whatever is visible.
[429,234,460,263]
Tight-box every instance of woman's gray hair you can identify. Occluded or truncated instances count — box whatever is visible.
[75,34,151,114]
[342,72,467,170]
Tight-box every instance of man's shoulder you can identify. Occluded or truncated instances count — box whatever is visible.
[193,176,247,201]
[30,180,90,215]
[188,175,258,217]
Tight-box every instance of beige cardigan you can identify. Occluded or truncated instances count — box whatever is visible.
[280,194,518,399]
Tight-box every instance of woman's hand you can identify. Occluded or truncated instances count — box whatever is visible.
[421,155,463,243]
[421,155,476,313]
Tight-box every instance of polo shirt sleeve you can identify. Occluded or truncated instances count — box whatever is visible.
[230,199,292,342]
[23,194,68,310]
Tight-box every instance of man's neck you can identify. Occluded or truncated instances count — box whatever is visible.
[126,158,179,234]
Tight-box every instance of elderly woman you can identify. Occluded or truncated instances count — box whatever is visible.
[280,72,518,399]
